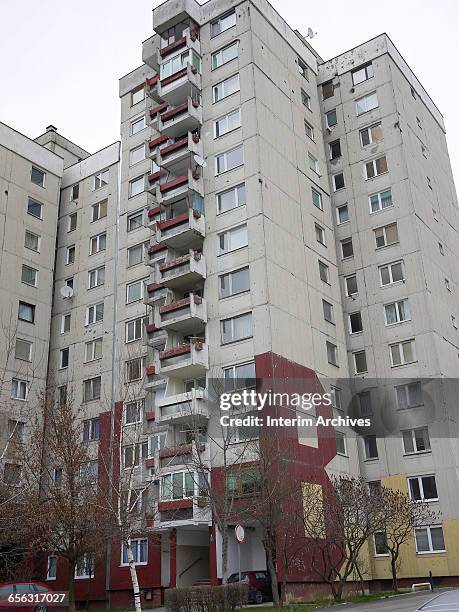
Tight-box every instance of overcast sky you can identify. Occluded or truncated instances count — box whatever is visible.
[0,0,457,185]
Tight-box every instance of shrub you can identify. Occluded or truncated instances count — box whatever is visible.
[164,583,249,612]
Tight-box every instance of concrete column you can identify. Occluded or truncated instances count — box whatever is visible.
[169,529,177,588]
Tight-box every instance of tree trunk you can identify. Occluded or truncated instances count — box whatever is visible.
[126,541,142,612]
[67,558,76,612]
[266,545,280,608]
[332,580,344,602]
[391,556,398,593]
[221,527,228,584]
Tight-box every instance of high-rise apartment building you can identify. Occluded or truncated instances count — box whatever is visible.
[1,0,458,606]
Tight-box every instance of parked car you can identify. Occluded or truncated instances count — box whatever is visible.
[227,570,272,604]
[0,582,54,612]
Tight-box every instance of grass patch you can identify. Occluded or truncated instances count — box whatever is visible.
[242,590,402,610]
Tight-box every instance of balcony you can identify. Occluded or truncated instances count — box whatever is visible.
[159,98,202,140]
[147,205,163,229]
[144,364,164,390]
[159,250,206,290]
[156,208,205,250]
[144,281,168,306]
[145,322,168,349]
[157,132,203,176]
[159,341,208,379]
[145,242,168,267]
[142,34,160,71]
[159,27,200,61]
[157,294,207,335]
[158,167,203,206]
[158,64,202,107]
[157,388,209,423]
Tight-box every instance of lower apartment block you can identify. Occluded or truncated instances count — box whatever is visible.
[1,0,459,606]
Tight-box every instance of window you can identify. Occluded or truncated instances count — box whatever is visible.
[219,267,250,298]
[212,41,239,69]
[124,400,143,425]
[86,302,104,325]
[128,243,146,267]
[327,342,338,366]
[88,266,105,289]
[15,339,32,362]
[79,461,98,485]
[374,531,388,556]
[92,200,107,222]
[340,238,353,259]
[301,89,311,109]
[384,299,410,325]
[121,539,148,566]
[330,386,342,410]
[322,300,334,323]
[7,420,23,445]
[354,350,368,374]
[322,81,334,100]
[364,435,378,459]
[89,232,106,256]
[3,463,21,486]
[329,140,341,159]
[315,224,325,245]
[127,210,144,232]
[215,108,241,138]
[360,123,383,146]
[228,413,259,444]
[352,62,374,85]
[125,357,144,382]
[336,204,349,224]
[348,312,363,334]
[402,428,430,454]
[217,183,245,214]
[379,261,404,286]
[298,59,308,80]
[369,189,393,213]
[123,443,148,468]
[304,121,314,140]
[395,382,422,410]
[161,471,194,500]
[226,469,260,497]
[83,418,100,442]
[8,379,27,403]
[131,116,146,135]
[84,338,102,362]
[93,169,109,190]
[215,145,243,174]
[221,312,253,344]
[126,317,143,342]
[58,385,67,405]
[130,144,146,166]
[59,348,69,369]
[27,198,43,219]
[211,9,236,36]
[68,213,77,232]
[335,432,346,455]
[408,475,438,502]
[359,392,373,417]
[66,245,75,265]
[219,224,248,254]
[390,339,416,366]
[365,156,388,179]
[61,313,71,334]
[319,261,329,284]
[333,173,345,191]
[18,301,35,323]
[83,376,101,402]
[126,278,148,304]
[213,73,240,102]
[21,265,37,287]
[356,92,378,115]
[223,361,256,391]
[345,275,357,296]
[415,526,445,554]
[325,109,337,128]
[308,154,319,174]
[148,432,167,456]
[75,554,95,579]
[131,85,145,106]
[312,188,322,210]
[24,230,40,252]
[374,223,398,248]
[71,184,79,201]
[129,176,144,197]
[31,166,45,187]
[47,556,57,581]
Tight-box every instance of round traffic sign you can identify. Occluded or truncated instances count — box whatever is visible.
[235,524,245,543]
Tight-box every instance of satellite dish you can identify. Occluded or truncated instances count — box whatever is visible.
[60,285,74,299]
[307,27,315,39]
[193,154,207,168]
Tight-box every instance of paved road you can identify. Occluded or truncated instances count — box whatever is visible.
[417,589,459,610]
[313,589,459,612]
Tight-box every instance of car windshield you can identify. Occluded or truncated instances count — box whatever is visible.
[0,586,14,598]
[15,584,33,594]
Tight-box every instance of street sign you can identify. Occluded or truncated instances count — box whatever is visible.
[235,524,245,544]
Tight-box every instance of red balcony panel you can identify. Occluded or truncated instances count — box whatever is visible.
[160,67,187,87]
[148,171,162,183]
[157,211,188,230]
[160,136,188,156]
[158,499,193,511]
[160,344,191,360]
[146,323,158,333]
[159,36,187,58]
[148,206,161,218]
[161,102,188,122]
[148,243,168,255]
[146,75,159,87]
[159,297,191,315]
[146,282,164,293]
[149,135,169,149]
[159,444,192,459]
[145,412,156,422]
[159,253,191,272]
[160,174,188,194]
[145,457,155,468]
[150,102,168,118]
[146,366,156,376]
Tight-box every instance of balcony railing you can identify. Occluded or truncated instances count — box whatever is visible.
[155,207,205,250]
[157,388,209,422]
[159,250,206,289]
[159,340,208,378]
[157,293,207,334]
[158,98,202,140]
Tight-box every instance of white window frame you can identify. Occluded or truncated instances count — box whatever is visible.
[374,223,398,248]
[93,169,109,191]
[360,122,382,146]
[61,313,71,334]
[308,153,319,174]
[121,539,148,566]
[84,338,102,363]
[311,188,322,210]
[127,243,145,267]
[301,89,311,110]
[348,311,363,334]
[319,261,330,284]
[130,144,146,166]
[148,432,167,456]
[22,265,38,287]
[218,224,248,254]
[352,62,374,85]
[356,92,378,115]
[215,144,244,175]
[125,318,143,343]
[124,399,144,425]
[24,230,41,252]
[214,108,241,138]
[31,166,46,188]
[332,173,345,191]
[126,278,148,304]
[161,471,195,501]
[304,121,314,141]
[211,41,239,70]
[213,73,240,103]
[315,224,325,245]
[27,197,43,219]
[336,204,349,225]
[127,210,144,232]
[46,555,57,581]
[125,357,144,383]
[221,312,253,344]
[369,189,393,214]
[11,378,28,400]
[83,376,101,402]
[131,85,145,106]
[130,116,146,136]
[86,302,104,326]
[15,338,32,362]
[390,339,416,367]
[345,274,358,297]
[353,350,368,374]
[408,475,438,502]
[325,109,337,128]
[89,232,106,255]
[414,526,446,554]
[219,266,250,298]
[68,212,77,233]
[402,427,430,455]
[88,266,105,289]
[129,176,145,198]
[91,200,107,222]
[217,183,246,214]
[365,156,388,180]
[373,531,389,557]
[379,261,404,286]
[395,382,423,410]
[75,553,95,579]
[326,341,338,366]
[335,431,347,455]
[384,299,411,326]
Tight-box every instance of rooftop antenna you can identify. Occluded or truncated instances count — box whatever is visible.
[305,27,317,40]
